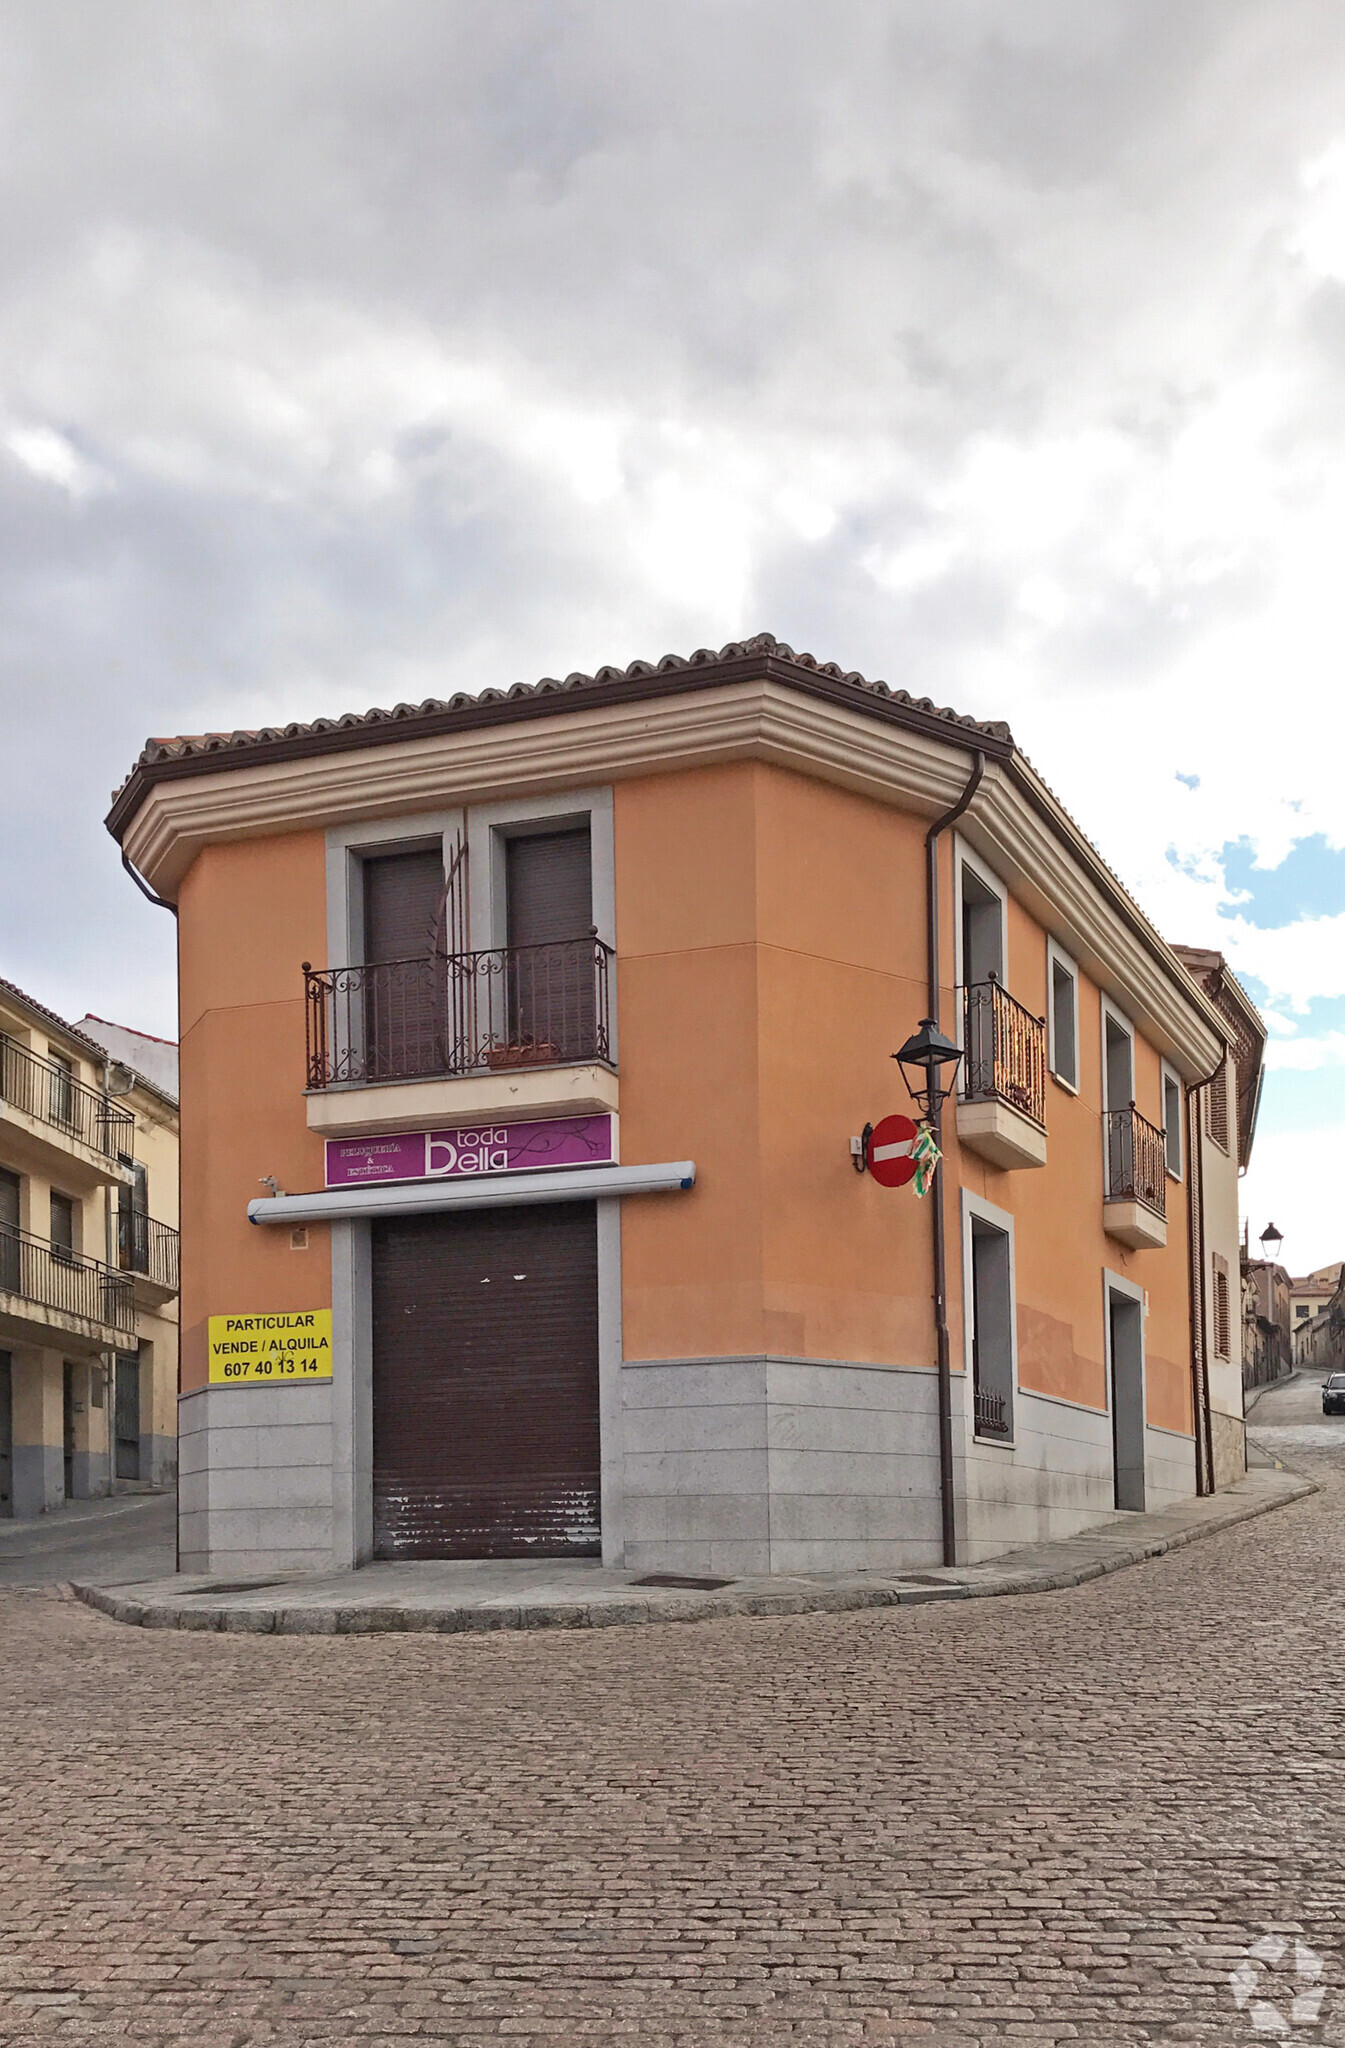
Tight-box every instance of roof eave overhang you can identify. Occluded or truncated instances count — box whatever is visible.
[106,652,1012,842]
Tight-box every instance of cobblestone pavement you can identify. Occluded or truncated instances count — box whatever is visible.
[2,1380,1343,2046]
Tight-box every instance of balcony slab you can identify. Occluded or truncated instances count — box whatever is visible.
[0,1100,136,1190]
[0,1292,127,1357]
[956,1096,1047,1171]
[305,1063,620,1140]
[1103,1198,1167,1251]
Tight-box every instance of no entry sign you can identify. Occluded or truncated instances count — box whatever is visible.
[867,1113,919,1188]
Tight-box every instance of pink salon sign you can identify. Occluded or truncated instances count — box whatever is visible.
[324,1114,615,1189]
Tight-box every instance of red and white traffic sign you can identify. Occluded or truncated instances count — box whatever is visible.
[867,1113,919,1188]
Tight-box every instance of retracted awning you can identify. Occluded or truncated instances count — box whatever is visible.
[248,1159,696,1226]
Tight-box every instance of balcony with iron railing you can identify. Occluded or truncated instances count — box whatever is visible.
[1103,1104,1168,1250]
[0,1223,136,1348]
[955,977,1048,1171]
[303,938,617,1135]
[0,1032,135,1178]
[117,1209,180,1300]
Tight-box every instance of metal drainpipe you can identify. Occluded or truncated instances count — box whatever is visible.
[926,750,985,1567]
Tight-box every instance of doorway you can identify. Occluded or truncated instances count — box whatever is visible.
[114,1352,141,1481]
[0,1351,12,1516]
[62,1362,76,1500]
[1107,1284,1146,1512]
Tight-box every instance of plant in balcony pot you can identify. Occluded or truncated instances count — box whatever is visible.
[485,1038,560,1070]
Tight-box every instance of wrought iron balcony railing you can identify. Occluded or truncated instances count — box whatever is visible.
[304,938,614,1091]
[973,1385,1012,1439]
[117,1210,180,1293]
[961,978,1047,1128]
[0,1032,134,1159]
[1104,1105,1167,1217]
[0,1223,136,1336]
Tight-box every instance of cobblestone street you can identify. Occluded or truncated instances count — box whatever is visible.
[2,1376,1342,2046]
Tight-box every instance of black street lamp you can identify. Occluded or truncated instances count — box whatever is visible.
[1260,1221,1284,1265]
[893,1018,964,1120]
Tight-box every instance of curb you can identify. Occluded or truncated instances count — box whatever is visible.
[68,1471,1318,1638]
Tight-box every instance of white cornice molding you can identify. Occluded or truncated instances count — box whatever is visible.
[959,765,1222,1080]
[122,679,974,889]
[125,674,1222,1073]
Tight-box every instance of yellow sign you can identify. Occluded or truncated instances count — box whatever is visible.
[208,1310,334,1385]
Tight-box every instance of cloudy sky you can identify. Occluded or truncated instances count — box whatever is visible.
[3,1,1344,1265]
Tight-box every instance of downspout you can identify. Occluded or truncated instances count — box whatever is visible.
[122,850,177,917]
[119,848,180,1572]
[1185,1046,1226,1496]
[926,749,985,1568]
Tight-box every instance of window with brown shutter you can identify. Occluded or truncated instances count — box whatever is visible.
[1207,1057,1229,1151]
[1213,1254,1231,1360]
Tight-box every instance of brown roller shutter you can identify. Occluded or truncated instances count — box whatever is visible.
[506,828,592,947]
[364,847,445,962]
[504,828,595,1058]
[371,1201,601,1559]
[362,847,447,1079]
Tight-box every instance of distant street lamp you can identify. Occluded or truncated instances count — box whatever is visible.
[1260,1222,1284,1265]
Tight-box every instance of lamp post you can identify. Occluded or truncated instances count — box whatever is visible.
[1258,1224,1286,1380]
[893,1018,964,1566]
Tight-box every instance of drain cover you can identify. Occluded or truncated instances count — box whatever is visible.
[632,1573,734,1591]
[183,1580,286,1596]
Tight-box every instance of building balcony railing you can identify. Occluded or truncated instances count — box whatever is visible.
[117,1210,180,1294]
[0,1032,134,1159]
[1104,1105,1167,1218]
[973,1385,1012,1440]
[0,1223,136,1337]
[304,938,614,1091]
[961,978,1047,1128]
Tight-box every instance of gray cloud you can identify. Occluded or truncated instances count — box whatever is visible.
[4,0,1345,1065]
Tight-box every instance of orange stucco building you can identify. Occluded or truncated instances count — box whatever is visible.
[107,635,1247,1576]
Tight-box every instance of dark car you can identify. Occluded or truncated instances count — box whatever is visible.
[1324,1374,1345,1415]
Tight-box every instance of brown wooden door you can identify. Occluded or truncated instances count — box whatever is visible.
[371,1202,601,1559]
[504,828,594,1058]
[362,846,446,1080]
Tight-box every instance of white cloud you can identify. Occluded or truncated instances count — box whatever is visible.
[1241,1119,1345,1276]
[0,0,1342,1148]
[4,424,109,497]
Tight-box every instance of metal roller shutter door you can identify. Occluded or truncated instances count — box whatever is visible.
[371,1201,601,1559]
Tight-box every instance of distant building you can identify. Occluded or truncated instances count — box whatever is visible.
[0,978,179,1517]
[1242,1255,1293,1391]
[1290,1262,1343,1362]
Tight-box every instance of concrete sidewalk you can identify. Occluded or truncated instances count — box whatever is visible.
[71,1462,1314,1635]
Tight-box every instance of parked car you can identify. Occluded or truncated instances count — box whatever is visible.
[1323,1374,1345,1415]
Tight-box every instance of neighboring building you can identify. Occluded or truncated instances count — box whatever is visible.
[77,1019,180,1486]
[1242,1254,1293,1392]
[1170,950,1267,1487]
[0,978,179,1517]
[1291,1262,1343,1361]
[107,634,1244,1579]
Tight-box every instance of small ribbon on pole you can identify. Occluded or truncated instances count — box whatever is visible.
[911,1122,942,1199]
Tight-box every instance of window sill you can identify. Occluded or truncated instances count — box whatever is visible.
[1048,1069,1078,1096]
